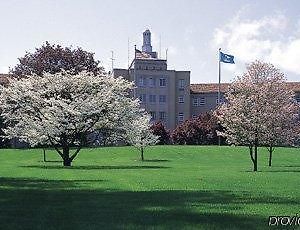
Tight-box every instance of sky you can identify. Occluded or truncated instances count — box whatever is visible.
[0,0,300,83]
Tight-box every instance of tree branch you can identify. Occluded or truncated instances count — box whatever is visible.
[47,135,64,159]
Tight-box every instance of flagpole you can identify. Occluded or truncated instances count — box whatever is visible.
[218,48,221,146]
[134,45,137,98]
[218,48,221,107]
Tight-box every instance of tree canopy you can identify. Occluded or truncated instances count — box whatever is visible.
[215,61,298,171]
[0,71,148,166]
[10,42,104,77]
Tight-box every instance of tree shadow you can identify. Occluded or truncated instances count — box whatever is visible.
[0,177,107,190]
[143,159,170,162]
[274,165,300,168]
[0,177,297,229]
[264,170,300,173]
[20,165,170,170]
[38,160,62,163]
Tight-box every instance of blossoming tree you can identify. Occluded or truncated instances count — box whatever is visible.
[215,61,298,171]
[125,114,159,161]
[0,71,148,166]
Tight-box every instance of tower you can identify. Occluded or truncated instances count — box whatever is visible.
[142,29,152,53]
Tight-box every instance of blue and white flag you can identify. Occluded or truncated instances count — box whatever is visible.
[220,51,235,64]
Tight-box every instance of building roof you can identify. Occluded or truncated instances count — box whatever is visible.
[190,83,230,93]
[191,82,300,94]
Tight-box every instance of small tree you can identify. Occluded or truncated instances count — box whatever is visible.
[10,41,103,77]
[0,71,143,166]
[126,115,159,161]
[150,121,170,144]
[215,61,297,171]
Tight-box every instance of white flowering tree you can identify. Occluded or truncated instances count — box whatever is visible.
[215,61,298,171]
[125,114,159,161]
[0,71,147,166]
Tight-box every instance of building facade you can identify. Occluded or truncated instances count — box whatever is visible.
[114,29,300,130]
[113,29,190,130]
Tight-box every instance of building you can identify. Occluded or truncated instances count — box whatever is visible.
[113,29,190,130]
[2,30,299,132]
[114,29,300,130]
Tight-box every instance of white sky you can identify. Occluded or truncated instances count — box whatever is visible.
[0,0,299,83]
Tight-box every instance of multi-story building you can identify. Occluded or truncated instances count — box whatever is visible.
[113,30,300,129]
[114,29,300,130]
[113,29,190,130]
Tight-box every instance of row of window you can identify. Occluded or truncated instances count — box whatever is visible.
[150,111,185,123]
[138,77,186,89]
[137,65,164,71]
[150,111,167,121]
[139,77,166,87]
[192,97,224,106]
[139,94,167,103]
[192,98,206,106]
[139,94,186,104]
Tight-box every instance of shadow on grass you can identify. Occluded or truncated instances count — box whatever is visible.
[274,165,300,168]
[0,177,107,190]
[244,169,300,173]
[20,165,170,170]
[143,159,170,162]
[264,170,300,173]
[38,160,62,163]
[0,177,296,229]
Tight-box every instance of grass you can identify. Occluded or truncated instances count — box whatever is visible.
[0,145,299,229]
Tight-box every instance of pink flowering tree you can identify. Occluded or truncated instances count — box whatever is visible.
[215,61,298,171]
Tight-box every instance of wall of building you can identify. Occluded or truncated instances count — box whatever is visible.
[190,92,225,117]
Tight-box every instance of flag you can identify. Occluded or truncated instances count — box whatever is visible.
[135,48,151,59]
[220,51,235,64]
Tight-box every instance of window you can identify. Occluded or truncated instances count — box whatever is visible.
[149,95,156,103]
[159,78,166,87]
[159,111,167,121]
[296,96,300,103]
[216,97,224,105]
[139,77,146,87]
[192,114,197,119]
[149,77,156,87]
[193,97,206,106]
[150,111,156,120]
[159,95,166,103]
[193,98,198,106]
[139,94,146,103]
[178,112,184,122]
[199,97,206,106]
[178,96,184,103]
[179,79,185,89]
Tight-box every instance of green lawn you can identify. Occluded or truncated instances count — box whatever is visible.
[0,145,299,229]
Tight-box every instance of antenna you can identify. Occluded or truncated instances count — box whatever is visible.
[165,48,168,61]
[159,35,161,59]
[110,51,115,73]
[127,38,130,68]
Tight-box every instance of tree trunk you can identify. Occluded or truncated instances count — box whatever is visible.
[43,148,46,162]
[268,145,273,167]
[140,147,144,161]
[63,145,72,167]
[63,158,72,166]
[254,144,258,172]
